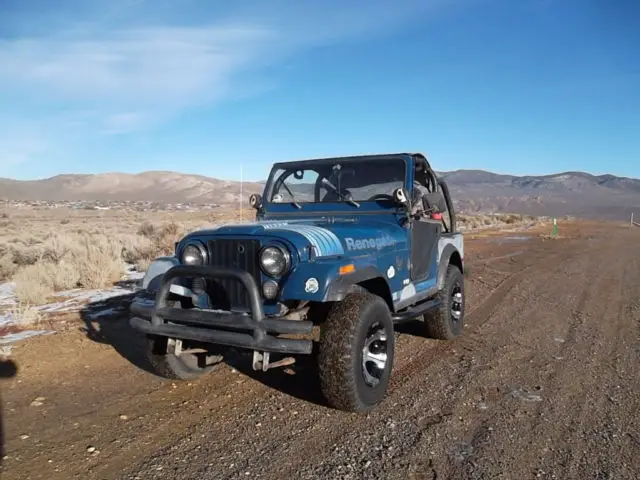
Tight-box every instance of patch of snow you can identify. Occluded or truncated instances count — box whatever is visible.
[84,307,118,320]
[41,285,136,313]
[0,312,14,328]
[128,271,145,281]
[37,263,143,314]
[0,282,16,307]
[0,263,145,351]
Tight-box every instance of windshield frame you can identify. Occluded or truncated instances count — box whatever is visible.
[261,154,412,214]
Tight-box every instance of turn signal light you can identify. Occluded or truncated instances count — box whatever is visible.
[339,264,355,275]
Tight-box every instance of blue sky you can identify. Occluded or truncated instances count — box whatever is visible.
[0,0,638,181]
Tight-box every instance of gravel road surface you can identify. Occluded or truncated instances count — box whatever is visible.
[1,220,638,480]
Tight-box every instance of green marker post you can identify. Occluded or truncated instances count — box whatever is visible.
[551,217,558,238]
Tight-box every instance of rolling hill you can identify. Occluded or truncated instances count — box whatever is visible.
[1,168,639,219]
[0,171,265,205]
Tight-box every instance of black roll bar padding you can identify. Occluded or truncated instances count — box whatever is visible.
[438,178,456,233]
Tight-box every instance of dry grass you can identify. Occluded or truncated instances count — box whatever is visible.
[457,213,546,231]
[7,303,43,327]
[0,207,243,305]
[0,206,547,306]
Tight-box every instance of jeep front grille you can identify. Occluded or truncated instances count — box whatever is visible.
[206,238,261,311]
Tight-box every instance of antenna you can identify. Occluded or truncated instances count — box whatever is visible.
[240,163,243,220]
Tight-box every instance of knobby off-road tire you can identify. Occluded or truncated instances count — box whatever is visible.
[423,264,465,339]
[318,292,395,412]
[145,301,223,381]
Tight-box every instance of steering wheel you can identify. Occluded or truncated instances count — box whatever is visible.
[368,193,396,202]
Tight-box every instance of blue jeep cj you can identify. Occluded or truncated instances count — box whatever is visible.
[130,153,465,412]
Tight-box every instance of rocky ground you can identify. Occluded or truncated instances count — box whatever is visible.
[1,220,639,480]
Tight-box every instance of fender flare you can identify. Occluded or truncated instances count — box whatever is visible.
[142,256,179,291]
[437,243,462,289]
[323,266,389,302]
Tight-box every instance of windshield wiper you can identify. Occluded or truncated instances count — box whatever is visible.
[281,183,302,209]
[321,179,360,208]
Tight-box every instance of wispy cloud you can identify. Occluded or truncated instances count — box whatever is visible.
[0,24,279,133]
[0,0,457,171]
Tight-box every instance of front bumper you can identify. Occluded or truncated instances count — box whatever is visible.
[129,264,313,355]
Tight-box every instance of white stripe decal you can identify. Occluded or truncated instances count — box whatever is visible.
[266,224,345,257]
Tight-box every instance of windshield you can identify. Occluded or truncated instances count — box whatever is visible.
[265,157,406,206]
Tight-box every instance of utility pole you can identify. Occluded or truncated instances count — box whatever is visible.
[240,164,243,221]
[631,212,634,227]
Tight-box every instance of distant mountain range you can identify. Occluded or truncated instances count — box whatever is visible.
[437,169,640,219]
[1,169,639,219]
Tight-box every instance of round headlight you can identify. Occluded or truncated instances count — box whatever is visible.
[259,245,290,277]
[182,244,205,265]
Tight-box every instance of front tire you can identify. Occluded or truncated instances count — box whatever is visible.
[422,264,465,339]
[317,292,395,412]
[145,301,224,380]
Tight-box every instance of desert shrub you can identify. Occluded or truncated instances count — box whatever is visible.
[120,234,155,264]
[13,259,82,304]
[137,221,156,238]
[0,253,16,281]
[50,260,82,291]
[137,220,184,257]
[8,303,42,327]
[13,264,55,305]
[10,242,42,266]
[501,214,523,225]
[39,234,79,263]
[11,232,126,303]
[73,235,125,289]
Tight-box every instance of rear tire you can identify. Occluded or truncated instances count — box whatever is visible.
[145,301,224,380]
[317,292,395,412]
[422,264,465,339]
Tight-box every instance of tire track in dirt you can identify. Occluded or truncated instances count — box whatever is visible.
[556,249,640,479]
[435,230,640,480]
[110,240,542,480]
[387,241,593,394]
[118,240,574,480]
[195,241,594,480]
[388,240,599,480]
[437,237,606,479]
[5,224,637,480]
[296,235,605,480]
[529,246,626,479]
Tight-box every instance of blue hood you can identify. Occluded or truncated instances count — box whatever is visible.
[176,215,417,310]
[180,217,407,261]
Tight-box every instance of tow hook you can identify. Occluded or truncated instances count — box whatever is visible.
[252,351,296,371]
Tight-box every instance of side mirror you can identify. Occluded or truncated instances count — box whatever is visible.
[392,187,410,206]
[249,193,262,210]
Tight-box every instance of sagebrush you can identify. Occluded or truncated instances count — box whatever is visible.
[0,206,544,305]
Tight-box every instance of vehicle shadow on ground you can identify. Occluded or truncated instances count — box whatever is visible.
[0,359,17,468]
[79,292,159,375]
[394,320,429,337]
[225,348,329,408]
[229,321,429,407]
[78,294,330,407]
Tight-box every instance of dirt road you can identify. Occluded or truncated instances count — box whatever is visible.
[1,221,639,479]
